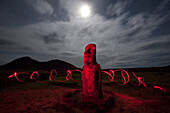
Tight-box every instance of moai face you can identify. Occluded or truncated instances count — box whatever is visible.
[83,44,96,65]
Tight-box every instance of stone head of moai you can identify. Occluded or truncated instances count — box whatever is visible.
[82,44,102,100]
[83,44,96,65]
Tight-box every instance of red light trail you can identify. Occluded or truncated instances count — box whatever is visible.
[2,69,166,93]
[102,69,147,87]
[154,85,167,93]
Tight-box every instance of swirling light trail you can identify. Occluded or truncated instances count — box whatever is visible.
[1,69,166,93]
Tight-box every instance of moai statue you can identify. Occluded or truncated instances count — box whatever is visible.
[82,44,102,100]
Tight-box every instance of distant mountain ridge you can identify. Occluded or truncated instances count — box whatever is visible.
[0,56,78,71]
[0,56,169,72]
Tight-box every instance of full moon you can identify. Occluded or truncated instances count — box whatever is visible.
[79,4,91,18]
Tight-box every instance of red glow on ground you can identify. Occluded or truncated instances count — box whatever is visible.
[113,91,158,106]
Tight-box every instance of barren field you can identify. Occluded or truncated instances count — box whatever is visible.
[0,70,170,113]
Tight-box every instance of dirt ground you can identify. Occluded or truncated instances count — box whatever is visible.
[0,87,169,113]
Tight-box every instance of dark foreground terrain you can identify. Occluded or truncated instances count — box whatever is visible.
[0,81,170,113]
[0,57,170,113]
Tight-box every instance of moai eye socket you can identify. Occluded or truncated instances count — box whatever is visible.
[87,49,91,54]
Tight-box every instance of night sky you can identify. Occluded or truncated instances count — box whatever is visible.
[0,0,169,69]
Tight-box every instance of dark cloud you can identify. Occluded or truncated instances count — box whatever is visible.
[43,32,65,44]
[0,38,15,45]
[0,0,169,68]
[119,56,139,62]
[0,0,42,27]
[61,52,75,56]
[134,41,170,52]
[127,0,164,15]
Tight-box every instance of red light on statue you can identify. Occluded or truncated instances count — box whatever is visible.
[82,44,102,100]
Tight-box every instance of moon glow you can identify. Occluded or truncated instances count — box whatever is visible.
[79,4,91,18]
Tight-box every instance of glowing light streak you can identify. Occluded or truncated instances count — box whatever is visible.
[1,69,166,93]
[154,85,167,93]
[49,69,82,82]
[129,72,147,87]
[8,72,27,82]
[102,69,146,87]
[30,71,47,83]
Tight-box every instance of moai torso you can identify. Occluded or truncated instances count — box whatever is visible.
[82,44,102,99]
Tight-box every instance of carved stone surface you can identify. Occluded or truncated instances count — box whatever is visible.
[82,44,102,99]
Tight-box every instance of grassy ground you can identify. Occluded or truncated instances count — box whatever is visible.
[0,69,170,113]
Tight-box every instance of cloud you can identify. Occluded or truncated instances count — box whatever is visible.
[0,0,169,68]
[106,1,129,17]
[134,40,170,52]
[0,38,15,45]
[43,32,65,44]
[26,0,53,15]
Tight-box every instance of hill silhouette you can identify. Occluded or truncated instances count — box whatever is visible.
[0,56,78,71]
[0,56,169,72]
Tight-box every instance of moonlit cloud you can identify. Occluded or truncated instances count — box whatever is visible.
[0,0,169,69]
[26,0,53,15]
